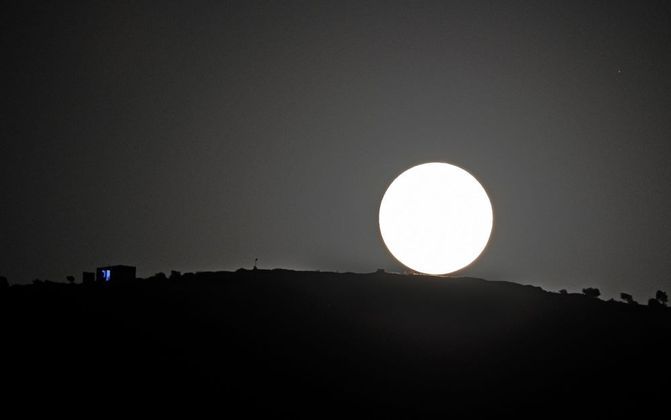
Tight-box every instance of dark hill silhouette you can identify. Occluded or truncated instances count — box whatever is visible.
[1,269,670,416]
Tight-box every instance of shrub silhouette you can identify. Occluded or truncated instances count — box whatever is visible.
[648,298,663,308]
[655,290,668,306]
[0,276,8,289]
[559,289,567,295]
[582,288,601,298]
[66,275,75,284]
[620,293,635,304]
[151,272,168,281]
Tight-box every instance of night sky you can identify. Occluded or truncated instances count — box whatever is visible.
[3,1,671,300]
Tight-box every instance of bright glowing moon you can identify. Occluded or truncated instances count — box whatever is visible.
[379,162,493,275]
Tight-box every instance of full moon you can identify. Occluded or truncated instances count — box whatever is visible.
[379,162,493,275]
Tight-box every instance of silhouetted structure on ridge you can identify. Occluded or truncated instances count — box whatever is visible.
[96,265,136,283]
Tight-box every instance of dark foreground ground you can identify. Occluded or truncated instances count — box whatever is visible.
[2,269,670,416]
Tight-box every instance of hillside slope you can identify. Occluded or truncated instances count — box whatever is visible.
[2,269,670,415]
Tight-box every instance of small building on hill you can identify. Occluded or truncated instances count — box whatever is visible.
[96,265,136,283]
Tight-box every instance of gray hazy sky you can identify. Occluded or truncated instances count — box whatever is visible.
[3,1,671,300]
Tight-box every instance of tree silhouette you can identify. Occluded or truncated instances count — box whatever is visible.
[655,290,668,306]
[0,276,8,289]
[620,293,635,304]
[152,272,168,281]
[559,289,567,295]
[582,288,601,298]
[649,298,662,308]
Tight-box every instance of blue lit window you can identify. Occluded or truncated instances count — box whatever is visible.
[102,269,111,282]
